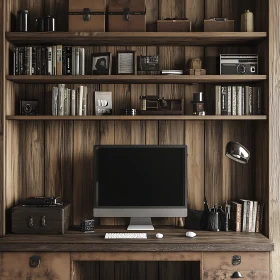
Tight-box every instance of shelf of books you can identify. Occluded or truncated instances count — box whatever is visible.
[6,75,267,84]
[5,32,267,46]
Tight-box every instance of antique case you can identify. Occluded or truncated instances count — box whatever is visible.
[108,0,146,32]
[204,18,234,32]
[157,19,192,32]
[69,0,106,32]
[11,203,71,234]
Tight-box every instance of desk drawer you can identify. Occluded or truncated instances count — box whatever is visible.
[203,252,269,271]
[203,270,269,279]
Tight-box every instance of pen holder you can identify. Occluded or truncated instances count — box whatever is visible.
[208,212,219,231]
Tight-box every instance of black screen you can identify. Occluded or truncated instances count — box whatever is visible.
[95,146,187,207]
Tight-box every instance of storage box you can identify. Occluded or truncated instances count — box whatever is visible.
[11,203,71,234]
[157,20,192,32]
[108,0,146,32]
[204,19,234,32]
[69,0,106,32]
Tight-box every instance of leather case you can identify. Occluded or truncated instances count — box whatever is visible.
[69,0,106,32]
[108,0,146,32]
[157,20,192,32]
[11,203,71,234]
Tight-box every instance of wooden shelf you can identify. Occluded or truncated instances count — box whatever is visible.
[6,75,267,84]
[5,32,267,46]
[6,115,267,121]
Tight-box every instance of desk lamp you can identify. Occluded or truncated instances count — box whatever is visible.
[225,141,250,164]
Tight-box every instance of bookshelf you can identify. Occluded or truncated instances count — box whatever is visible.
[1,0,279,279]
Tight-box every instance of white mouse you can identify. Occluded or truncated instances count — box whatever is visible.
[156,233,163,238]
[186,231,196,238]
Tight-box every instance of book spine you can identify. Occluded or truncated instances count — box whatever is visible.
[221,86,227,115]
[75,48,80,75]
[230,202,242,232]
[52,87,58,115]
[245,86,249,115]
[215,85,221,115]
[36,47,42,75]
[19,47,24,75]
[47,46,52,75]
[232,86,237,115]
[78,85,83,115]
[79,48,85,75]
[248,86,253,115]
[41,47,46,75]
[52,46,57,75]
[58,84,65,116]
[71,89,76,116]
[31,47,36,75]
[72,47,75,75]
[256,203,264,233]
[242,86,245,115]
[251,201,258,233]
[82,86,87,116]
[62,47,66,75]
[240,200,247,232]
[24,46,29,75]
[64,88,70,116]
[227,86,231,115]
[14,47,19,75]
[259,203,264,233]
[56,44,63,75]
[247,200,253,232]
[257,87,262,114]
[237,86,242,116]
[65,47,72,75]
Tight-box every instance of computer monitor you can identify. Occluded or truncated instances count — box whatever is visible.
[93,145,188,230]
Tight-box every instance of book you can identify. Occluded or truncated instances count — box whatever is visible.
[41,47,47,75]
[251,201,258,233]
[82,86,87,116]
[64,88,70,116]
[239,199,248,232]
[31,47,36,75]
[36,47,42,75]
[52,87,58,116]
[71,89,76,116]
[56,45,63,75]
[247,200,253,232]
[95,91,113,115]
[215,85,221,115]
[72,47,76,75]
[77,86,83,116]
[75,47,80,75]
[52,46,57,75]
[255,203,264,233]
[221,86,228,115]
[79,48,85,75]
[65,46,72,75]
[230,201,242,232]
[227,86,231,115]
[237,86,242,115]
[47,46,52,75]
[58,84,65,116]
[245,86,253,115]
[231,85,237,115]
[241,86,245,115]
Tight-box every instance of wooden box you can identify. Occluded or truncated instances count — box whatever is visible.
[69,0,106,32]
[11,203,71,234]
[204,19,234,32]
[108,0,146,32]
[157,20,192,32]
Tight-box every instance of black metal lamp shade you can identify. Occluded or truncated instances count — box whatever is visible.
[225,141,250,164]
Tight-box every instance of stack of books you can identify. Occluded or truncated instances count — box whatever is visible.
[52,84,88,116]
[230,200,264,233]
[13,46,85,75]
[215,85,262,115]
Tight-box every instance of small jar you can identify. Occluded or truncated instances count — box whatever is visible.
[241,10,254,32]
[16,10,29,32]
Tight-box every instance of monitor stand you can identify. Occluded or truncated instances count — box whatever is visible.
[127,217,154,231]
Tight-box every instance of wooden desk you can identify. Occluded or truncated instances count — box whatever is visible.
[0,228,273,280]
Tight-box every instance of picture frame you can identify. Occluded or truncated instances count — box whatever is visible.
[117,51,137,75]
[92,52,112,75]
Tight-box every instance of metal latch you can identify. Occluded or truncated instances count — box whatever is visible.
[83,8,91,21]
[28,216,34,228]
[29,255,41,268]
[123,8,130,21]
[41,216,46,227]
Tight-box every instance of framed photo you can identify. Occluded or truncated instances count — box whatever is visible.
[117,51,137,75]
[92,52,112,75]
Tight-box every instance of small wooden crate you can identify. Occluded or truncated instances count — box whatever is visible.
[12,203,71,234]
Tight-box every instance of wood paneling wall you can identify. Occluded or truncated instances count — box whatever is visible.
[3,0,267,230]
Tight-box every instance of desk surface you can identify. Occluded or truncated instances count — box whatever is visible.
[0,227,273,252]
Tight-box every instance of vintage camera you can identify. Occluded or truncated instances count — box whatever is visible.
[219,54,258,75]
[20,100,39,115]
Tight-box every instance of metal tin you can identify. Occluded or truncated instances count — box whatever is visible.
[16,10,29,32]
[44,15,56,31]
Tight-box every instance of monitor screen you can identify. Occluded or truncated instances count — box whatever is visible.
[94,145,187,207]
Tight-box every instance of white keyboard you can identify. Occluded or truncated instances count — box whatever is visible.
[105,233,147,239]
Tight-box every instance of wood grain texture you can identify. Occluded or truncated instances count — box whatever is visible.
[1,252,71,280]
[73,261,99,280]
[269,0,280,279]
[203,270,270,280]
[202,252,269,271]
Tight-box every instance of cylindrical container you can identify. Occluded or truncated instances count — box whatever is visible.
[241,10,254,32]
[44,15,56,31]
[193,92,203,102]
[36,17,44,32]
[16,10,29,32]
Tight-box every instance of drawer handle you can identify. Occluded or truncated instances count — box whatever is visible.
[41,216,46,227]
[28,216,34,228]
[29,255,41,268]
[231,271,243,278]
[232,255,241,266]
